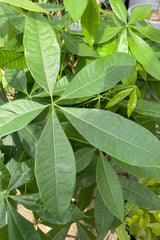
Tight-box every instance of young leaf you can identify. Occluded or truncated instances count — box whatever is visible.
[96,152,124,221]
[62,107,160,167]
[106,88,132,108]
[95,191,114,240]
[75,147,96,173]
[116,224,130,240]
[24,12,60,96]
[35,111,76,221]
[129,5,152,24]
[0,50,26,69]
[64,0,88,22]
[127,88,137,117]
[81,0,100,46]
[109,0,127,23]
[129,30,160,80]
[120,178,160,211]
[7,201,40,240]
[0,0,49,14]
[0,100,46,137]
[61,53,136,99]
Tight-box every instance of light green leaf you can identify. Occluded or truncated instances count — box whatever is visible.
[0,100,46,137]
[9,193,43,211]
[95,26,122,44]
[0,0,49,13]
[116,224,130,240]
[147,223,160,236]
[120,178,160,211]
[109,0,127,23]
[8,162,34,191]
[0,192,6,228]
[116,29,128,53]
[95,191,114,240]
[62,107,160,167]
[127,88,137,117]
[35,111,76,221]
[106,88,132,108]
[75,147,95,173]
[5,69,27,93]
[81,0,100,46]
[129,5,152,23]
[131,25,160,44]
[96,152,124,221]
[64,0,87,22]
[0,50,26,69]
[7,201,40,240]
[61,53,136,99]
[24,12,60,96]
[129,30,160,80]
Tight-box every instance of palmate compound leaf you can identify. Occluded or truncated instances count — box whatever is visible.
[0,100,47,137]
[96,152,124,221]
[35,110,76,221]
[24,12,60,96]
[61,107,160,167]
[60,53,136,100]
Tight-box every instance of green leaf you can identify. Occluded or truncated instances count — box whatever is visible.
[24,12,60,96]
[0,0,49,14]
[61,53,136,99]
[0,225,9,240]
[7,201,40,240]
[129,5,152,23]
[62,107,160,167]
[0,192,6,228]
[64,0,87,22]
[96,152,124,221]
[81,0,100,46]
[120,178,160,211]
[75,147,95,173]
[0,161,11,190]
[35,111,76,221]
[0,100,46,137]
[77,184,96,211]
[129,30,160,80]
[77,222,96,240]
[8,162,34,191]
[5,69,27,93]
[147,223,160,236]
[37,3,64,12]
[127,88,137,117]
[116,29,128,53]
[131,25,160,44]
[95,26,122,44]
[0,50,26,69]
[109,0,127,23]
[9,193,43,211]
[47,227,69,239]
[94,191,114,240]
[113,157,160,179]
[106,88,132,108]
[116,224,130,240]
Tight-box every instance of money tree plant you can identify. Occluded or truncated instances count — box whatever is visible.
[1,0,160,239]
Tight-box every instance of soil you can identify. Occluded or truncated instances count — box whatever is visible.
[147,11,160,21]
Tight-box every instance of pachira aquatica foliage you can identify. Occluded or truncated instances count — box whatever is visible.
[1,0,160,239]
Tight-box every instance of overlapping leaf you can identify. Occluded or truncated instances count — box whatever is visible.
[64,0,87,21]
[0,50,26,69]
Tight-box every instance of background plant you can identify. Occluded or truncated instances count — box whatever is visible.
[1,0,160,239]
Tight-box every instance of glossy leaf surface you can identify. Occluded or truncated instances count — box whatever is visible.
[35,111,76,220]
[109,0,127,23]
[24,12,60,95]
[96,152,124,221]
[0,100,46,137]
[62,107,160,167]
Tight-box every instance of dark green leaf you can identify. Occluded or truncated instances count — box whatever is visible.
[0,161,10,190]
[77,223,96,240]
[75,147,95,173]
[47,227,69,240]
[77,184,95,211]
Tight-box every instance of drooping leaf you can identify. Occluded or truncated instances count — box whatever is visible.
[120,178,160,211]
[81,0,100,46]
[75,147,96,173]
[61,53,136,99]
[7,201,40,240]
[109,0,127,23]
[129,30,160,80]
[94,191,114,240]
[0,0,49,13]
[62,107,160,167]
[129,5,152,23]
[0,100,46,137]
[96,152,124,221]
[0,192,6,228]
[64,0,87,22]
[0,50,26,69]
[24,12,60,96]
[35,111,76,221]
